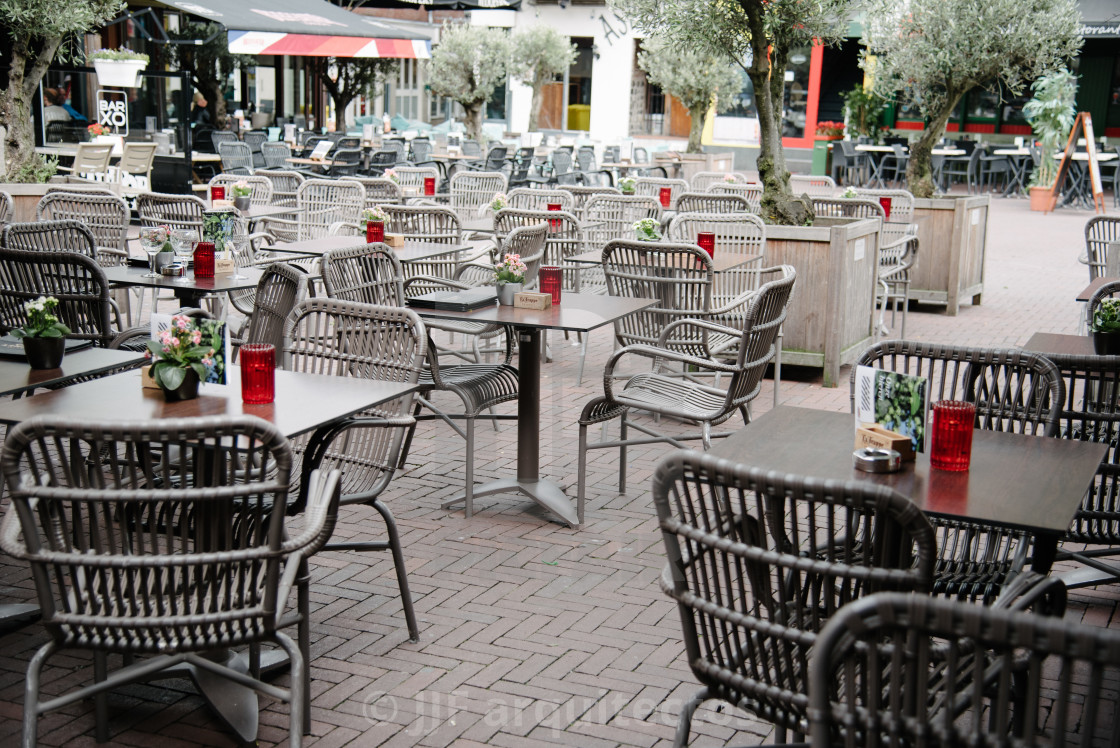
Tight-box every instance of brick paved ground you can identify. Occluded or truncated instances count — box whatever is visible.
[1,194,1117,747]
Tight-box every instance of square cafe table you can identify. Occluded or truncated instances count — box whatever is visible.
[0,364,418,742]
[102,264,264,308]
[412,293,657,526]
[709,405,1107,573]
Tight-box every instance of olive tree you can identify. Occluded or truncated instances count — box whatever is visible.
[862,0,1082,198]
[511,26,576,133]
[314,57,399,131]
[428,23,510,143]
[613,0,848,225]
[638,37,741,153]
[0,0,122,180]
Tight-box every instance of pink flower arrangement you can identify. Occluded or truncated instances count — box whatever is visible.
[494,253,528,284]
[145,314,225,391]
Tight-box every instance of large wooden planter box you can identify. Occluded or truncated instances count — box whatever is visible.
[910,194,990,315]
[656,152,735,182]
[766,216,881,388]
[1,180,123,222]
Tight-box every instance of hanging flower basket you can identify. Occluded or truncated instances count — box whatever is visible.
[93,59,147,88]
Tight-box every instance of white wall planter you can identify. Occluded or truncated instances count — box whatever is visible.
[93,59,147,88]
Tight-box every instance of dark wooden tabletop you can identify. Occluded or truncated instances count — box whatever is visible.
[103,265,264,292]
[0,367,416,439]
[1077,276,1118,302]
[709,405,1106,535]
[1021,331,1097,357]
[201,201,297,220]
[0,347,147,398]
[410,293,658,334]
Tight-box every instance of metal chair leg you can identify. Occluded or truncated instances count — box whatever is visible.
[370,499,420,642]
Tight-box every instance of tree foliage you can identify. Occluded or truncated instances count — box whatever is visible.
[638,37,741,153]
[0,0,122,180]
[614,0,848,224]
[511,26,576,133]
[314,57,399,131]
[165,21,253,129]
[862,0,1082,198]
[428,23,510,143]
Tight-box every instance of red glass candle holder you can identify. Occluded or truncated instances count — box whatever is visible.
[240,344,275,405]
[930,400,976,471]
[193,241,215,278]
[210,185,225,202]
[367,220,385,243]
[547,203,562,230]
[697,232,716,258]
[424,177,436,196]
[659,186,672,208]
[879,196,893,221]
[539,265,562,304]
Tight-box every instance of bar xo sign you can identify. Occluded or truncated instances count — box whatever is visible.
[96,90,129,136]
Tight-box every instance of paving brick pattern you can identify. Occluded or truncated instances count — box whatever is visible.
[1,196,1117,746]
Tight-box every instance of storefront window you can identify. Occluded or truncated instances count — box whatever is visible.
[967,87,999,121]
[782,47,811,138]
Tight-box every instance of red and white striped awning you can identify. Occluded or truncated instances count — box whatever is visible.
[162,0,431,59]
[228,31,430,59]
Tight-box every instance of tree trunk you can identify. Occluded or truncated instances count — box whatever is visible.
[747,41,811,226]
[333,94,355,132]
[528,83,543,133]
[686,105,705,153]
[906,92,963,199]
[463,102,484,144]
[3,37,61,181]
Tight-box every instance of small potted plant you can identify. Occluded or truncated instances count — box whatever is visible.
[814,121,845,141]
[489,192,507,213]
[11,296,70,370]
[494,252,528,305]
[619,177,636,195]
[363,206,389,243]
[841,186,860,198]
[383,168,399,184]
[146,315,222,402]
[633,217,661,242]
[88,47,150,88]
[231,180,252,212]
[723,173,738,184]
[1090,298,1120,355]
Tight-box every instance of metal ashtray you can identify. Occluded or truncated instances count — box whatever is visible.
[853,447,903,473]
[160,263,186,277]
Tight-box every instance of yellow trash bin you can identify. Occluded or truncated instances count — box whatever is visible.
[567,105,590,132]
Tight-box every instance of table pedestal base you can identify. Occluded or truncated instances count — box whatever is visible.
[441,477,577,526]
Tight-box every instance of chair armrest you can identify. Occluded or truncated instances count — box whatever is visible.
[602,342,741,399]
[402,275,471,294]
[657,317,742,347]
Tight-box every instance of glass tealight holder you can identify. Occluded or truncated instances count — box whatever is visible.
[240,344,275,404]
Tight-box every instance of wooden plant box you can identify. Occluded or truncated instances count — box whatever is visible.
[910,194,990,316]
[765,216,881,388]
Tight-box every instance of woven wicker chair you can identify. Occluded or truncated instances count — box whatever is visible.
[448,171,507,224]
[35,191,130,267]
[283,298,426,641]
[355,177,403,207]
[1085,215,1120,281]
[674,192,753,214]
[256,169,304,207]
[851,187,915,223]
[653,452,935,746]
[2,219,97,261]
[583,194,662,253]
[557,184,620,219]
[380,204,468,296]
[810,591,1116,748]
[633,176,688,209]
[507,187,574,213]
[136,192,206,236]
[218,141,254,175]
[690,171,749,192]
[1032,336,1120,590]
[708,182,763,211]
[0,190,13,225]
[810,196,885,220]
[261,141,293,169]
[0,416,342,747]
[55,142,113,180]
[235,261,308,352]
[243,130,268,168]
[790,174,837,196]
[851,341,1064,604]
[259,178,364,243]
[0,247,117,346]
[577,260,795,516]
[393,166,440,196]
[208,174,274,206]
[319,246,520,518]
